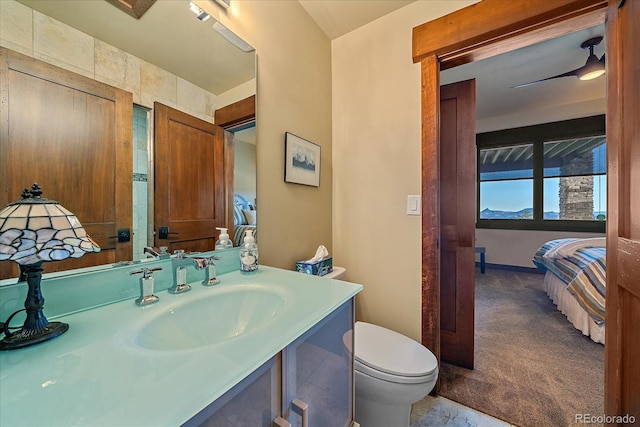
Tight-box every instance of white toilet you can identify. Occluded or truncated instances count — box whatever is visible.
[324,267,439,427]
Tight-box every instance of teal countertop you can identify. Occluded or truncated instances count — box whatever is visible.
[0,265,362,426]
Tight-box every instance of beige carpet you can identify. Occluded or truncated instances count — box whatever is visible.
[439,268,604,427]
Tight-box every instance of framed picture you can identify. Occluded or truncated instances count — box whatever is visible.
[284,132,321,187]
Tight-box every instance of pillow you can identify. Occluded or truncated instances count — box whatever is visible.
[243,209,257,225]
[234,205,246,225]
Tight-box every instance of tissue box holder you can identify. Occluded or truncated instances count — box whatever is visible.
[296,257,333,276]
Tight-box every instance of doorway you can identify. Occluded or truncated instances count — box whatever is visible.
[413,0,640,420]
[437,25,607,424]
[411,0,609,392]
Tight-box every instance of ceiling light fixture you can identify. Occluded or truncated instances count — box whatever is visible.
[188,1,253,52]
[215,0,231,9]
[213,21,254,52]
[189,1,211,21]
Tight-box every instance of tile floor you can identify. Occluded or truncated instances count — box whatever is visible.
[410,396,516,427]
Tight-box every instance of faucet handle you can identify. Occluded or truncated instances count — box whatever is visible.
[173,250,186,259]
[130,267,162,306]
[202,257,220,286]
[130,266,163,278]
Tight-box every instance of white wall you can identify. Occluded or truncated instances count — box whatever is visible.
[477,98,606,133]
[475,229,605,268]
[332,1,478,342]
[234,138,257,203]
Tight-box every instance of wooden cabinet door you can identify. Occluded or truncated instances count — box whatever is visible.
[439,79,476,369]
[0,48,133,279]
[153,103,225,253]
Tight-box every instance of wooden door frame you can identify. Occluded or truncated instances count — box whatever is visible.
[412,0,608,391]
[214,95,256,237]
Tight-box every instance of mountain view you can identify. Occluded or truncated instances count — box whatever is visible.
[480,208,606,220]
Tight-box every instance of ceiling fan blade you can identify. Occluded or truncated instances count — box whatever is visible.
[512,68,581,88]
[513,37,606,88]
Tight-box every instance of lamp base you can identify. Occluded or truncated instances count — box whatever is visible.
[0,321,68,351]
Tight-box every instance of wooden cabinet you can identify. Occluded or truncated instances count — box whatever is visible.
[185,299,355,427]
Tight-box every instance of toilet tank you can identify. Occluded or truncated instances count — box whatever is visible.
[323,266,346,280]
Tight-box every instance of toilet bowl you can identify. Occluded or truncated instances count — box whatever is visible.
[349,322,438,427]
[322,266,346,280]
[330,267,439,427]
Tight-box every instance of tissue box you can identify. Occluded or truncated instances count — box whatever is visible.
[296,257,333,276]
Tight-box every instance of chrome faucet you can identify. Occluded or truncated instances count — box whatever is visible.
[170,251,220,293]
[144,246,169,259]
[130,266,163,306]
[200,256,221,286]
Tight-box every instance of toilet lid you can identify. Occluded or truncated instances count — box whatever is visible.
[354,322,438,379]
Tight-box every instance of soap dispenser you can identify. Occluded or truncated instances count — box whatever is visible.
[239,229,258,274]
[215,227,233,250]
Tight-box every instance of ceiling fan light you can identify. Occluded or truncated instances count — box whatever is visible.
[578,53,605,81]
[579,68,605,81]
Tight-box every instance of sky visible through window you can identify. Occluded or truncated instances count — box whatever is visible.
[480,175,607,213]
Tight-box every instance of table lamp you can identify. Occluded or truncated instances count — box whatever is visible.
[0,184,100,350]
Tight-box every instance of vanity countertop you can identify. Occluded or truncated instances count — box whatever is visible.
[0,266,362,426]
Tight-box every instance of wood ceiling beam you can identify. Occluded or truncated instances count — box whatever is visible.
[104,0,157,19]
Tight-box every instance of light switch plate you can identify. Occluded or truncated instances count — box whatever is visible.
[407,195,421,215]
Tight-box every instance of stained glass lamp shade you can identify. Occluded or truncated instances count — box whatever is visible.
[0,184,100,350]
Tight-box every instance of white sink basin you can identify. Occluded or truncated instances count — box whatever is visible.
[133,284,287,351]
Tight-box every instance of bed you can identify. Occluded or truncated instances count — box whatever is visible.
[233,194,257,247]
[533,238,606,344]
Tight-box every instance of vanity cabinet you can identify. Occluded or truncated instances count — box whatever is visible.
[185,299,355,427]
[186,354,282,426]
[283,299,354,427]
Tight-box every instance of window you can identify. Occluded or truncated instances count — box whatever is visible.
[543,137,606,221]
[479,144,534,220]
[477,115,605,232]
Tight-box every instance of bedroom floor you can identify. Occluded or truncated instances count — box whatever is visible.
[439,268,605,427]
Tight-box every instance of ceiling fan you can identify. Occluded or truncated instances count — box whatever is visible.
[513,36,605,88]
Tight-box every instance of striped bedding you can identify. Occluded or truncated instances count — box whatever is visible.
[533,238,606,324]
[233,196,257,246]
[233,225,257,247]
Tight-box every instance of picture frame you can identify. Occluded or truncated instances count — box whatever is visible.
[284,132,321,187]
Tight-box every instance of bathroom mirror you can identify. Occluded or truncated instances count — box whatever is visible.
[1,0,256,280]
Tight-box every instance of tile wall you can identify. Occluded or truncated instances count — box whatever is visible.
[0,0,218,121]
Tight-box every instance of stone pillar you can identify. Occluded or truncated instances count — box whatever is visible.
[558,151,594,220]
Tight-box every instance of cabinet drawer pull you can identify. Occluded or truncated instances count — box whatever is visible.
[274,416,291,427]
[292,398,308,427]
